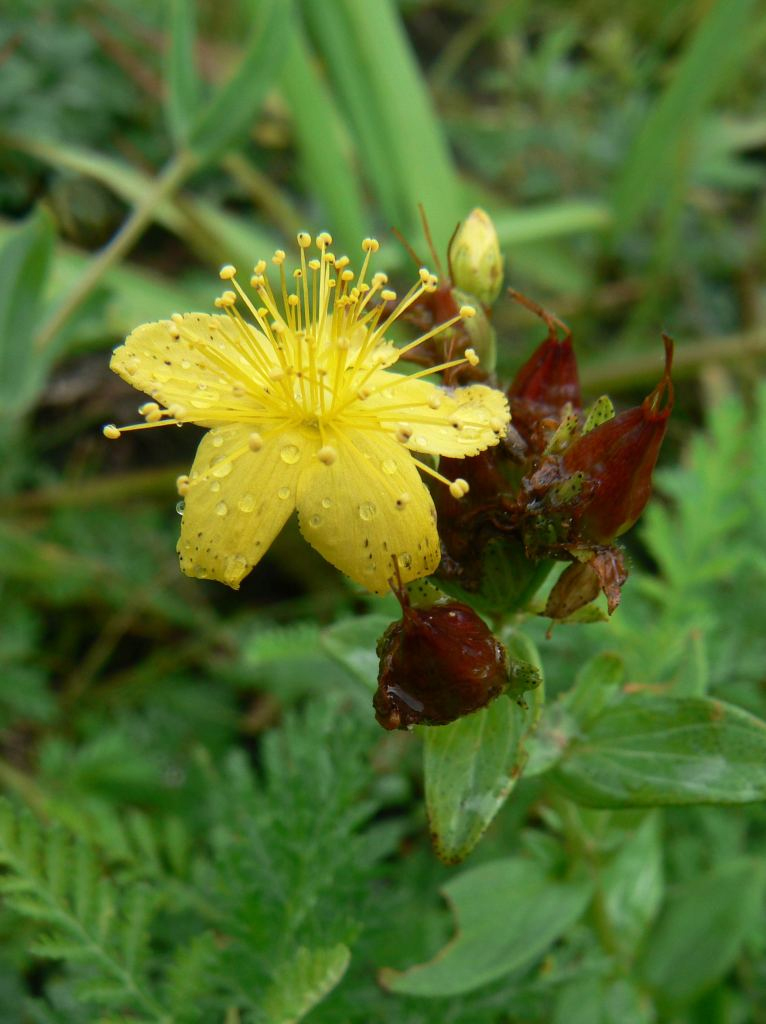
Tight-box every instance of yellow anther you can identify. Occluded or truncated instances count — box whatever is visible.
[372,272,388,286]
[460,305,476,318]
[317,445,338,465]
[465,347,480,366]
[254,259,267,274]
[334,255,350,271]
[395,492,411,509]
[288,295,300,307]
[102,424,121,439]
[380,289,397,302]
[139,402,160,415]
[449,478,470,499]
[219,290,237,306]
[297,231,312,248]
[316,231,333,249]
[219,264,236,280]
[418,267,432,284]
[176,474,190,495]
[308,258,321,271]
[168,404,187,419]
[248,432,264,451]
[396,426,413,443]
[340,269,354,283]
[357,386,372,400]
[362,238,380,253]
[171,313,184,324]
[145,408,163,422]
[428,394,441,409]
[168,324,180,339]
[250,275,265,288]
[272,249,286,265]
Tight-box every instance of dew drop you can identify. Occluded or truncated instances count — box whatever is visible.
[358,501,377,521]
[212,460,233,478]
[321,497,332,509]
[210,480,221,493]
[176,500,185,516]
[212,434,224,448]
[224,554,248,584]
[181,359,191,370]
[280,443,300,465]
[381,458,397,475]
[278,486,291,500]
[415,434,428,448]
[238,494,255,513]
[308,514,322,529]
[215,501,228,517]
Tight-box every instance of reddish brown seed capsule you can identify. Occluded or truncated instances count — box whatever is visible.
[506,289,581,453]
[560,336,674,543]
[373,600,508,730]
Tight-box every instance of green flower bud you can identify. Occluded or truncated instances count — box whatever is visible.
[449,208,504,306]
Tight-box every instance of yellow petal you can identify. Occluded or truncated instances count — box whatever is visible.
[178,423,316,588]
[110,314,278,425]
[363,374,510,458]
[295,428,440,595]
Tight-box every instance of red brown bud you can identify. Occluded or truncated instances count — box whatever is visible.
[373,600,508,730]
[506,290,581,452]
[559,336,674,543]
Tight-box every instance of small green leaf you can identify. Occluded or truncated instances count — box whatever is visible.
[640,858,766,1007]
[563,651,625,724]
[0,207,54,418]
[424,631,544,862]
[189,0,294,163]
[554,696,766,807]
[165,0,201,147]
[601,813,664,957]
[263,944,350,1024]
[321,614,392,691]
[379,858,592,997]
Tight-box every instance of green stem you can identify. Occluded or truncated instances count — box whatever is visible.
[34,150,196,352]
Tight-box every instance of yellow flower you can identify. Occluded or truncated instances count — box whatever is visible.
[105,233,509,594]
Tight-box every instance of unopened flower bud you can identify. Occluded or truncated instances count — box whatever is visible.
[560,337,674,543]
[373,599,508,730]
[449,208,504,306]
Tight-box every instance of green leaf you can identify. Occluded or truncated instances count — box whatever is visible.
[300,0,461,246]
[563,651,625,725]
[379,858,592,997]
[612,0,759,231]
[321,614,393,691]
[189,0,294,163]
[601,813,664,958]
[640,857,766,1007]
[424,631,544,863]
[280,26,367,251]
[263,944,350,1024]
[554,696,766,807]
[0,207,54,418]
[165,0,201,147]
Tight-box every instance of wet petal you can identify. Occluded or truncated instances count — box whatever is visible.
[296,428,440,595]
[110,314,279,425]
[179,423,316,588]
[363,375,510,457]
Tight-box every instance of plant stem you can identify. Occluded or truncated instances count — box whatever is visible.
[34,150,196,352]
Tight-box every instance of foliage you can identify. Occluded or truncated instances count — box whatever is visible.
[1,0,766,1020]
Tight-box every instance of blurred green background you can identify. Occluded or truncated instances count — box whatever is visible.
[1,0,766,1021]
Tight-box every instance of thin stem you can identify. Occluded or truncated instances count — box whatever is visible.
[34,150,197,352]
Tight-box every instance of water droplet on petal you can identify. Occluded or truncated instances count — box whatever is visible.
[176,500,185,516]
[308,514,322,528]
[215,501,228,517]
[280,443,300,464]
[212,434,224,448]
[358,501,377,521]
[381,458,397,475]
[238,494,255,513]
[210,481,221,493]
[321,497,332,509]
[212,460,233,478]
[278,486,291,500]
[224,554,248,583]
